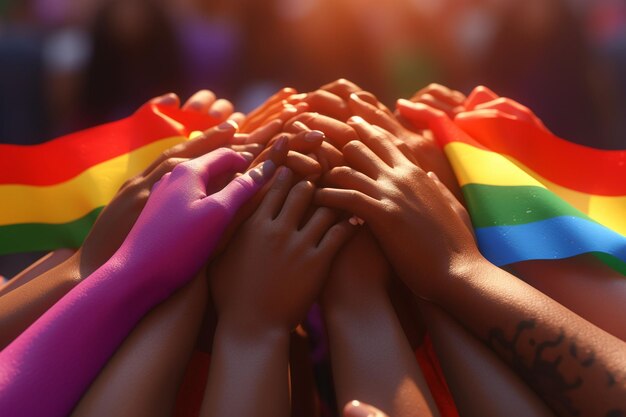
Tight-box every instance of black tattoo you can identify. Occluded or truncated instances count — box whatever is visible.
[488,320,582,416]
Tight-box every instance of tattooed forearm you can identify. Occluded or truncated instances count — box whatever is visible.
[487,319,625,417]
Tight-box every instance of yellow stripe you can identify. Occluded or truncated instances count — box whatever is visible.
[0,136,185,226]
[445,142,626,236]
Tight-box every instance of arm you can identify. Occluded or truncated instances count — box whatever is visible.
[70,270,207,417]
[315,116,626,417]
[420,303,554,417]
[0,96,246,349]
[202,166,353,417]
[0,149,276,417]
[0,249,75,296]
[321,228,439,417]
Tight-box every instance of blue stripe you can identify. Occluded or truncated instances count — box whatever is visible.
[475,216,626,268]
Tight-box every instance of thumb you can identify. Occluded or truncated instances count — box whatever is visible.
[203,159,277,216]
[344,400,389,417]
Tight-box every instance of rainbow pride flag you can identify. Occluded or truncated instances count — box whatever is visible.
[0,103,217,255]
[430,110,626,274]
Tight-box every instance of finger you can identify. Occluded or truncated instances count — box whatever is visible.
[471,97,541,125]
[149,92,180,108]
[315,141,344,168]
[395,98,447,130]
[320,78,363,100]
[143,157,188,188]
[182,90,216,112]
[229,112,246,126]
[274,122,325,152]
[317,219,356,255]
[246,119,284,146]
[286,113,358,148]
[464,85,499,110]
[427,171,474,236]
[229,143,263,156]
[256,166,294,219]
[208,98,235,120]
[140,120,237,176]
[242,88,297,131]
[417,93,464,118]
[284,151,322,181]
[300,206,339,243]
[411,83,465,106]
[314,188,379,222]
[341,140,386,179]
[322,166,380,198]
[304,89,351,121]
[175,148,248,193]
[348,93,399,134]
[276,180,315,227]
[348,116,408,168]
[205,158,277,214]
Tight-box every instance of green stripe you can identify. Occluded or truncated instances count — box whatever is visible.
[462,184,588,229]
[0,207,103,255]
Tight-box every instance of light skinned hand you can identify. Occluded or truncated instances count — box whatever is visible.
[315,116,478,302]
[210,166,355,332]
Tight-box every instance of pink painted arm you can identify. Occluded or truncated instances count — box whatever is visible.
[0,148,275,417]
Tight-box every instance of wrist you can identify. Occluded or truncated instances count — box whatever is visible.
[430,251,492,307]
[322,291,392,325]
[215,314,291,347]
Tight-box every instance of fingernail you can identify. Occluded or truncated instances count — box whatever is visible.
[349,216,359,226]
[289,93,308,101]
[305,130,324,142]
[274,135,288,151]
[249,160,276,184]
[396,98,411,107]
[345,400,378,417]
[278,166,291,180]
[239,151,254,161]
[210,109,223,119]
[349,92,362,102]
[427,171,440,181]
[159,93,178,105]
[292,120,308,131]
[261,159,276,175]
[217,119,238,131]
[349,116,365,124]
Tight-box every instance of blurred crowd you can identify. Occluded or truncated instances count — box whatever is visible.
[1,0,626,149]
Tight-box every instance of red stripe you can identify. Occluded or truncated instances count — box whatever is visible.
[454,117,626,196]
[0,104,217,186]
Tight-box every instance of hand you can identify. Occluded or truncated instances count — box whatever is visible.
[79,120,246,276]
[315,117,479,302]
[111,148,277,298]
[210,166,354,332]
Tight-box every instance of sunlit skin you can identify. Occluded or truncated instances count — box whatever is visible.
[3,80,625,417]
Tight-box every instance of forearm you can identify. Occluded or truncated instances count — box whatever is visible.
[323,294,439,417]
[0,261,172,417]
[71,272,207,417]
[439,255,626,416]
[510,254,626,341]
[201,319,291,417]
[0,249,76,296]
[421,303,553,417]
[0,251,83,349]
